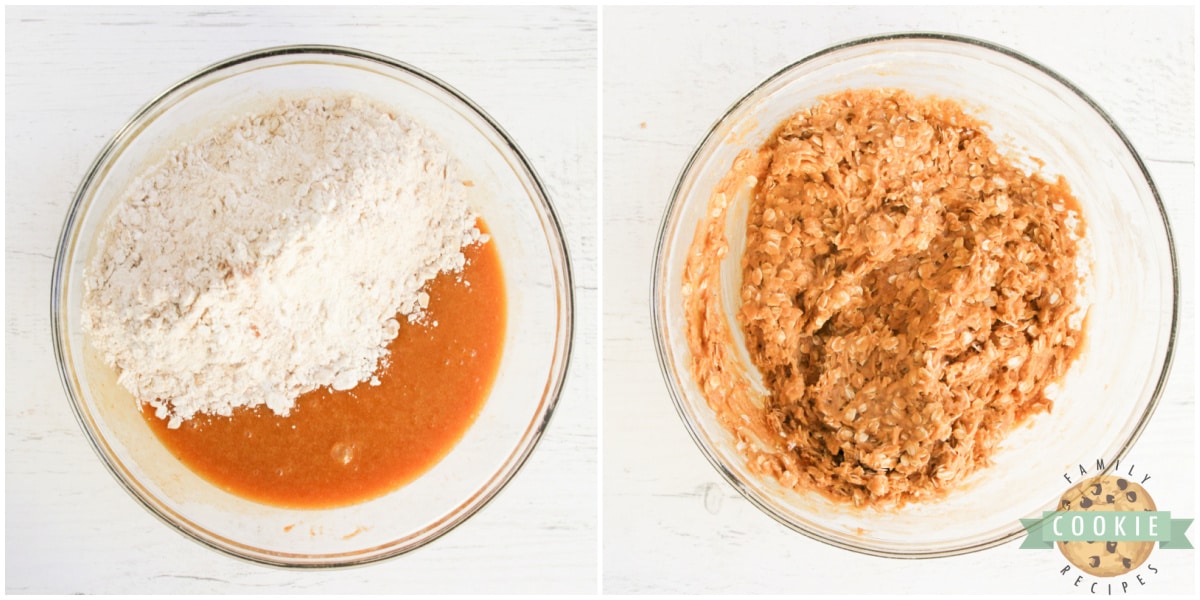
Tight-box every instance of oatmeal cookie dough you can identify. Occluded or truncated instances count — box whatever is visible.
[684,89,1085,507]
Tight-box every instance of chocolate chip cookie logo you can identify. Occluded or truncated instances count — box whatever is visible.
[1020,462,1192,592]
[1055,476,1159,577]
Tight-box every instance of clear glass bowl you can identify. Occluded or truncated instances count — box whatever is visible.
[652,33,1178,557]
[52,45,574,567]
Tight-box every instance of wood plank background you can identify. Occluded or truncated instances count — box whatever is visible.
[5,4,1194,596]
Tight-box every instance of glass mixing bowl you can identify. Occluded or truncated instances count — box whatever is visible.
[652,33,1177,557]
[52,45,574,567]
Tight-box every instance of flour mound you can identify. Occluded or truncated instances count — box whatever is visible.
[82,95,481,428]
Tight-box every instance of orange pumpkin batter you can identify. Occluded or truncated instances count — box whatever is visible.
[141,225,505,509]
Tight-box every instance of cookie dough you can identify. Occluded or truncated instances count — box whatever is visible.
[683,89,1086,508]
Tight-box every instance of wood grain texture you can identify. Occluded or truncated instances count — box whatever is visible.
[601,6,1194,594]
[5,6,597,594]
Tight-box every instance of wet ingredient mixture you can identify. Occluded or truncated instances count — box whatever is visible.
[141,228,505,509]
[684,89,1086,507]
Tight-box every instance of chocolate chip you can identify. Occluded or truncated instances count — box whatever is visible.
[1089,556,1100,568]
[1118,479,1128,490]
[1106,541,1118,553]
[1091,483,1103,496]
[1106,494,1115,504]
[1080,496,1093,508]
[1122,557,1132,569]
[1126,491,1137,502]
[1061,499,1071,509]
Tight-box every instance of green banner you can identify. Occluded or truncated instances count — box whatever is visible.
[1020,512,1193,550]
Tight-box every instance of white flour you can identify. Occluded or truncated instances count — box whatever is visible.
[82,95,481,428]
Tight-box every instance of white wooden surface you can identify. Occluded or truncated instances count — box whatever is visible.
[602,6,1195,594]
[5,6,597,594]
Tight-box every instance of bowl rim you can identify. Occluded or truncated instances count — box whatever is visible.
[51,43,575,569]
[650,31,1179,559]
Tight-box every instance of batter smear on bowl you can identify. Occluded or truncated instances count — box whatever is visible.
[81,94,505,508]
[684,89,1086,507]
